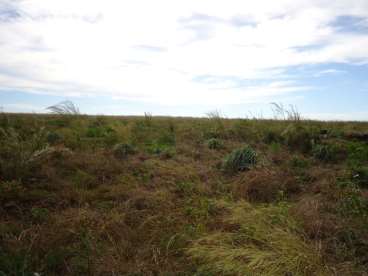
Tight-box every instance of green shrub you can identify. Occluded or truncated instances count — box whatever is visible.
[0,127,48,181]
[351,166,368,188]
[337,181,368,218]
[282,124,314,153]
[222,146,257,174]
[206,138,223,150]
[187,201,329,276]
[47,131,62,145]
[290,156,310,169]
[312,144,345,162]
[347,142,368,165]
[263,129,282,144]
[112,143,135,159]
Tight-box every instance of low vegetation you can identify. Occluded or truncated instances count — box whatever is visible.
[0,109,368,275]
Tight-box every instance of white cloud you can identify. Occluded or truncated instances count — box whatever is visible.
[0,0,368,106]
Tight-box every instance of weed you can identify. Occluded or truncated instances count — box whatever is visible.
[347,142,368,166]
[113,143,136,159]
[222,145,257,174]
[282,124,315,153]
[206,138,223,150]
[0,127,48,182]
[351,166,368,188]
[337,180,368,217]
[312,142,347,163]
[46,131,62,145]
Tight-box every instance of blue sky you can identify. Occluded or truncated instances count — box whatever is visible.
[0,0,368,120]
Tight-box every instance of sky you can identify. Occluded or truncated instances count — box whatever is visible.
[0,0,368,120]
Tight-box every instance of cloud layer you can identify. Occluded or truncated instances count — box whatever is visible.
[0,0,368,107]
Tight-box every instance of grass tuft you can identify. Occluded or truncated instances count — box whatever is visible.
[222,146,257,174]
[187,201,330,276]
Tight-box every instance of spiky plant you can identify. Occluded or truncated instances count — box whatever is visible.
[222,146,257,174]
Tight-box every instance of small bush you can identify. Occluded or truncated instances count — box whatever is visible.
[351,166,368,188]
[206,138,223,150]
[337,181,368,218]
[312,142,347,163]
[347,142,368,165]
[290,156,310,169]
[263,129,282,144]
[47,131,62,145]
[112,143,135,159]
[0,127,48,181]
[222,146,257,174]
[282,124,314,153]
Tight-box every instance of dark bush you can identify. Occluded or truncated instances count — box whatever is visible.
[312,144,340,162]
[282,124,314,153]
[112,143,135,159]
[222,146,257,174]
[47,131,62,145]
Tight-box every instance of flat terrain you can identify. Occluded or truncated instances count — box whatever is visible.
[0,113,367,275]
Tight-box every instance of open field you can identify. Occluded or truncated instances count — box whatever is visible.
[0,112,368,275]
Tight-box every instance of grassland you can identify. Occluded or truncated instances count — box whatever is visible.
[0,111,368,275]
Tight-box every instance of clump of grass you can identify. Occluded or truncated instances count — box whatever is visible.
[112,143,135,159]
[206,138,223,150]
[222,146,257,174]
[187,201,330,276]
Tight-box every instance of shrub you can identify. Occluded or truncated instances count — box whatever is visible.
[112,143,135,159]
[282,124,314,153]
[337,181,368,218]
[0,127,48,182]
[187,201,329,276]
[47,131,62,145]
[206,138,223,150]
[222,146,257,174]
[312,142,347,163]
[263,129,282,144]
[347,142,368,165]
[351,166,368,188]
